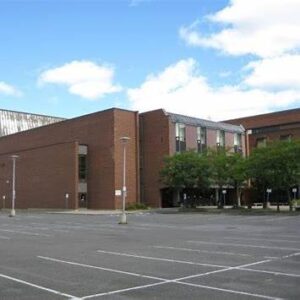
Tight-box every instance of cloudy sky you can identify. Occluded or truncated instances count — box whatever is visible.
[0,0,300,120]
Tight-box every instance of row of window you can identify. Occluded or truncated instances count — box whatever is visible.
[175,123,242,153]
[256,134,293,148]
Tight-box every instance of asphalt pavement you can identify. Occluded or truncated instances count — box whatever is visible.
[0,210,299,299]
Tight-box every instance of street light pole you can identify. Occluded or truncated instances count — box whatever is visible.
[10,155,19,217]
[119,137,130,224]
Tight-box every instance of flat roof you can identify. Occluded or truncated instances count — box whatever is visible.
[0,109,65,137]
[166,111,244,133]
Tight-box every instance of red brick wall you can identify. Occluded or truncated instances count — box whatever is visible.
[224,108,300,129]
[113,110,139,209]
[139,109,170,207]
[0,142,77,209]
[186,126,197,150]
[206,129,217,148]
[225,108,300,154]
[0,108,139,210]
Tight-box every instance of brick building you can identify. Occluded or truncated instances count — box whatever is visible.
[225,108,300,202]
[0,108,139,210]
[224,108,300,155]
[139,109,245,207]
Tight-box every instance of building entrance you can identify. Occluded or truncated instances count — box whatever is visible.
[79,193,87,208]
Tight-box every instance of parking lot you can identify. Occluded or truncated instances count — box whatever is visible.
[0,210,299,299]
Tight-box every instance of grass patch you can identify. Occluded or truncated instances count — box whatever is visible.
[176,206,300,215]
[126,203,149,211]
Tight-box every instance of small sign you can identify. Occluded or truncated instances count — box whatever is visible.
[292,188,297,193]
[222,190,227,194]
[266,189,272,193]
[115,190,122,196]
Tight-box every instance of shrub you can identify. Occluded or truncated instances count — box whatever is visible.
[126,203,149,210]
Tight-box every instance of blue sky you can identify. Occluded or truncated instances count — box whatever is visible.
[0,0,300,120]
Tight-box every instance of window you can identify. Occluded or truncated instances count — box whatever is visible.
[280,134,292,142]
[256,137,267,148]
[234,133,242,153]
[197,127,207,153]
[78,155,87,181]
[175,123,186,152]
[216,130,225,148]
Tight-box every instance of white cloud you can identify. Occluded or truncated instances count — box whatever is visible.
[38,60,122,100]
[128,59,300,120]
[244,55,300,90]
[180,0,300,58]
[0,81,22,97]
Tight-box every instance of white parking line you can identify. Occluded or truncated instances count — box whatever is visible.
[96,249,228,268]
[240,267,300,278]
[188,240,300,251]
[0,229,52,237]
[176,281,283,300]
[263,216,297,222]
[0,273,78,299]
[0,235,10,240]
[37,254,290,300]
[80,281,168,299]
[153,245,253,257]
[282,252,300,258]
[79,258,279,300]
[37,256,168,281]
[224,236,300,244]
[172,259,272,282]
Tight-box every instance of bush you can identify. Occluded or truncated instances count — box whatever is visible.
[126,203,149,210]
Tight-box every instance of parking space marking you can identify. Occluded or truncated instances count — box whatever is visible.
[79,258,279,300]
[224,236,300,244]
[37,256,168,281]
[153,245,254,257]
[172,259,272,282]
[282,252,300,258]
[96,249,228,268]
[0,229,52,237]
[0,273,78,299]
[0,235,10,239]
[240,267,300,278]
[255,234,300,239]
[188,240,300,251]
[1,224,70,233]
[80,281,168,299]
[263,216,297,222]
[176,281,283,300]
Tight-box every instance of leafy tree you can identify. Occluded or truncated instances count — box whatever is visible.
[227,152,247,207]
[160,151,211,207]
[207,148,231,208]
[247,140,300,210]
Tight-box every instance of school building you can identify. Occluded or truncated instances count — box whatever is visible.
[0,107,299,209]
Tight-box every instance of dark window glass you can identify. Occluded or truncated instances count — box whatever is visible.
[217,130,225,148]
[175,123,186,152]
[256,137,267,148]
[280,134,292,141]
[79,155,87,181]
[234,133,242,153]
[197,127,207,153]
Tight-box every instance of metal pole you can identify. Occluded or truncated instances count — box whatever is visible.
[119,137,130,224]
[10,155,18,217]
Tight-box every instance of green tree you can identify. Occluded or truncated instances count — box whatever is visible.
[227,152,247,207]
[160,151,211,207]
[207,148,231,208]
[247,140,300,210]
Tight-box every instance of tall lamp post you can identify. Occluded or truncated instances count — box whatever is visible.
[119,137,130,224]
[10,155,19,217]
